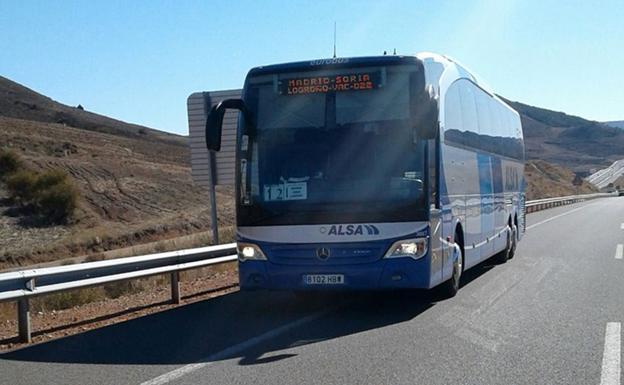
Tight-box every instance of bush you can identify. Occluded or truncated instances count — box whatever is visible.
[5,168,79,224]
[0,149,22,179]
[103,280,144,299]
[32,287,104,311]
[5,169,37,203]
[35,169,68,190]
[35,180,78,223]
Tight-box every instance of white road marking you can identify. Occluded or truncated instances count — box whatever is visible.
[526,204,596,230]
[140,310,330,385]
[600,322,621,385]
[620,223,624,230]
[616,245,623,260]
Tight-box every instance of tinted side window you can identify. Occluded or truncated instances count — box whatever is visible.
[445,79,524,161]
[443,81,464,145]
[459,80,479,135]
[475,89,494,138]
[444,79,479,147]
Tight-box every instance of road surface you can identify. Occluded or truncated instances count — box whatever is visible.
[2,197,624,385]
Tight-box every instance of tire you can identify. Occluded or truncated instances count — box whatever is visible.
[439,241,463,298]
[494,225,513,264]
[508,223,517,259]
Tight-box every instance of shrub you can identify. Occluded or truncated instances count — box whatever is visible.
[33,287,104,311]
[34,176,78,223]
[5,168,79,224]
[103,280,143,299]
[85,253,106,262]
[0,149,21,179]
[5,169,38,204]
[34,169,68,190]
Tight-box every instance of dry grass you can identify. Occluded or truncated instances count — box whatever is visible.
[0,115,235,269]
[525,160,598,200]
[0,303,15,323]
[0,224,238,321]
[0,261,238,325]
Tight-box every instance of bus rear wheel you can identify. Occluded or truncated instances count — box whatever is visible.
[495,221,516,263]
[494,225,512,264]
[508,223,517,259]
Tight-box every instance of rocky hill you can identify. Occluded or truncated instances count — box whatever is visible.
[524,160,597,200]
[0,76,183,144]
[501,97,624,174]
[605,121,624,130]
[0,77,233,269]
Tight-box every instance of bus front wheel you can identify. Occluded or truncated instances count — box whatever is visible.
[439,240,463,298]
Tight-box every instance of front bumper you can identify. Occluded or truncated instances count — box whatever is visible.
[238,256,431,291]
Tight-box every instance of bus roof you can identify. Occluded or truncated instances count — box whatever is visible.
[247,55,423,77]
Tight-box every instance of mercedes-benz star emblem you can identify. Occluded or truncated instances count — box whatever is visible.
[316,247,330,260]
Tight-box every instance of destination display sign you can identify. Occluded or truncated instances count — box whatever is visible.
[279,72,381,95]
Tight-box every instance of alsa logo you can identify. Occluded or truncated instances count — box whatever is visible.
[326,224,380,236]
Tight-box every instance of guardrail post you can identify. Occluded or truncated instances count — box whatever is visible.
[17,299,31,343]
[170,272,180,304]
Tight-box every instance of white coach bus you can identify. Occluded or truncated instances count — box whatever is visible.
[205,52,525,297]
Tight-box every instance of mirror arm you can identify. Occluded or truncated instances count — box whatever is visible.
[205,98,250,152]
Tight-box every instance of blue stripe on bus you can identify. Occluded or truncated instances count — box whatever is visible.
[478,154,493,241]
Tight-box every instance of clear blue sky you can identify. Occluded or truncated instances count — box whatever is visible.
[1,0,622,135]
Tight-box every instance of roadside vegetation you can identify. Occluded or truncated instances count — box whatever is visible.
[0,227,236,330]
[0,149,78,224]
[0,149,21,178]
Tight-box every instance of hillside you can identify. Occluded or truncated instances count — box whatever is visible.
[0,75,614,268]
[0,77,233,269]
[605,121,624,130]
[0,76,183,145]
[501,98,624,173]
[524,160,598,200]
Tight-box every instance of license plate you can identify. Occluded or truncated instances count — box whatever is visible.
[303,274,344,285]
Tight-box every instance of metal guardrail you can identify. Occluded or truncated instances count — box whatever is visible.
[0,243,237,343]
[524,192,615,213]
[0,192,618,344]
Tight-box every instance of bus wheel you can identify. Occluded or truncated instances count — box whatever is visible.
[440,242,462,298]
[508,223,517,259]
[494,225,513,264]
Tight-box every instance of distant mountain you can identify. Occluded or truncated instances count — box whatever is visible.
[0,75,184,145]
[525,160,597,200]
[605,121,624,129]
[500,97,624,173]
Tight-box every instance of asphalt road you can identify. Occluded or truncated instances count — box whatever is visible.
[2,197,624,385]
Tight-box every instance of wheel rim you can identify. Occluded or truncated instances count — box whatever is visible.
[454,247,463,288]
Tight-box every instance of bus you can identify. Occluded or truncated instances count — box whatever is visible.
[205,52,525,297]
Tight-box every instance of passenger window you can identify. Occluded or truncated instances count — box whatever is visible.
[444,79,524,161]
[476,90,494,138]
[444,82,463,131]
[459,80,478,136]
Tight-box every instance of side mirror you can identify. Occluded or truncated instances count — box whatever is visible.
[205,98,249,152]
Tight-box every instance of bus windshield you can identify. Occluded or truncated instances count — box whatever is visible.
[238,64,436,226]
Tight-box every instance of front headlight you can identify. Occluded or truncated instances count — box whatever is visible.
[237,242,267,262]
[383,237,428,260]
